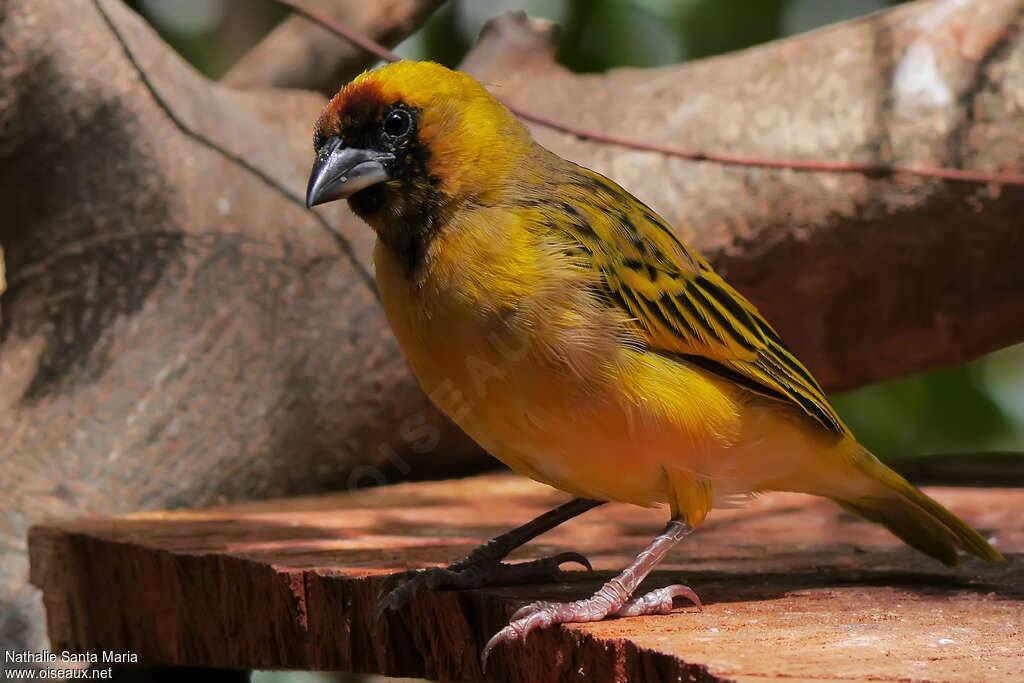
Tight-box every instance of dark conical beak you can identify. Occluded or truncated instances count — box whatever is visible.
[305,137,394,208]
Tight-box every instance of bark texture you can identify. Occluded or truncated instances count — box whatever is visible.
[1,0,1022,652]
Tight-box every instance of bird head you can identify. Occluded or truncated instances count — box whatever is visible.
[306,61,532,260]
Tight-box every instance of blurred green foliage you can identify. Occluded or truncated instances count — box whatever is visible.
[132,0,1024,461]
[832,351,1022,456]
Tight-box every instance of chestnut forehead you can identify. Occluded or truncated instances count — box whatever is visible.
[318,82,393,135]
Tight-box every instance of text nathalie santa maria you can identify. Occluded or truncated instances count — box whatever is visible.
[5,651,138,665]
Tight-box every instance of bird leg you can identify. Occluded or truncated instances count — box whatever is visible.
[372,497,604,623]
[481,519,699,667]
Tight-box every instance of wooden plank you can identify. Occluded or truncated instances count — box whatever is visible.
[28,474,1023,682]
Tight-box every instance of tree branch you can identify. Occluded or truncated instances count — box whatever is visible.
[221,0,445,95]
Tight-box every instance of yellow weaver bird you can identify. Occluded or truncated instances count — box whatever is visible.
[305,61,1003,661]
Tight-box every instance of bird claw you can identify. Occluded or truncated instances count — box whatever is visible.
[371,550,594,626]
[481,597,610,669]
[531,551,593,573]
[371,565,462,625]
[481,604,548,669]
[379,567,426,591]
[611,584,702,617]
[481,583,701,671]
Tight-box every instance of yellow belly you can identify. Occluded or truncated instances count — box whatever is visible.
[373,240,857,523]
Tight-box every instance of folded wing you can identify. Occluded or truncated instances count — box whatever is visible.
[550,165,850,437]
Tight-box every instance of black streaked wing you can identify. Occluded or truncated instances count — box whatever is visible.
[552,166,850,437]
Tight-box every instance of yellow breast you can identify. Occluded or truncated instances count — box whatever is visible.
[372,221,744,509]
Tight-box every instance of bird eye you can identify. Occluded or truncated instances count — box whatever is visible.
[382,109,412,138]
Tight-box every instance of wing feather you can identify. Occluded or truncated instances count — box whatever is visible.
[550,166,849,436]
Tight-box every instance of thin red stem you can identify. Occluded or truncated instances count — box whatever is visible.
[275,0,1024,186]
[282,1,401,63]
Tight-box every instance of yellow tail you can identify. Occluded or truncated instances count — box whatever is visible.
[833,448,1004,566]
